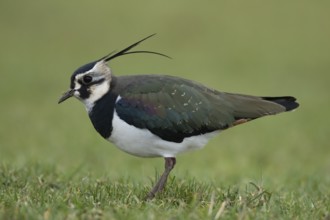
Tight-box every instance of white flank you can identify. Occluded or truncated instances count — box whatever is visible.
[108,110,220,158]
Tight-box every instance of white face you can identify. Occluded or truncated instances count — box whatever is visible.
[73,61,112,112]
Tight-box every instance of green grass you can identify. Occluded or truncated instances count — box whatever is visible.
[1,164,327,220]
[1,0,330,219]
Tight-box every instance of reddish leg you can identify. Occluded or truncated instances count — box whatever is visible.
[145,157,176,200]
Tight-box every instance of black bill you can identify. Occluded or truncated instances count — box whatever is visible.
[58,89,74,104]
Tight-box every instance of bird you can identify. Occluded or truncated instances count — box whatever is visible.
[58,34,299,200]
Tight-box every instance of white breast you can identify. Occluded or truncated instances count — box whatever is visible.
[108,110,220,158]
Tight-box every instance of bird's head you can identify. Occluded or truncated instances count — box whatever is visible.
[58,34,170,108]
[58,59,112,109]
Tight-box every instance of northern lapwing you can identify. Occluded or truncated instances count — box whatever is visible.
[59,34,299,199]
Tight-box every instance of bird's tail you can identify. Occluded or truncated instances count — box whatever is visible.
[221,93,299,123]
[261,96,299,112]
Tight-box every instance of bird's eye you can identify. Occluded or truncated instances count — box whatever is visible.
[82,75,93,84]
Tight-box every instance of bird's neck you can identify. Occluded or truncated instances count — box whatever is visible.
[88,89,119,139]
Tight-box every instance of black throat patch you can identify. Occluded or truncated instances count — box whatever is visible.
[88,90,118,139]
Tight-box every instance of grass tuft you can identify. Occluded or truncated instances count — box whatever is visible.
[0,162,329,219]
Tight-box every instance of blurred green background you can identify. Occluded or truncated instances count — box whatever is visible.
[0,0,329,188]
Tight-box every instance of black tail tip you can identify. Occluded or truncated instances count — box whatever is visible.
[263,96,299,111]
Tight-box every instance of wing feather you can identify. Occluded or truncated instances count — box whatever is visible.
[113,75,294,142]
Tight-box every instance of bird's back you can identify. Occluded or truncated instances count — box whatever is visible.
[110,74,298,143]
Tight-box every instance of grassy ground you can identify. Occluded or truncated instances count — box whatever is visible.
[1,1,329,219]
[0,164,329,219]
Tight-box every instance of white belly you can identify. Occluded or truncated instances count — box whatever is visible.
[108,110,220,158]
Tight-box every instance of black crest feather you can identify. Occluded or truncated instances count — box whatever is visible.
[103,34,171,62]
